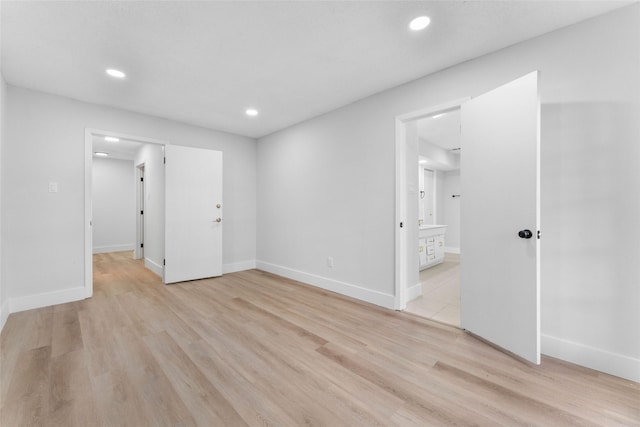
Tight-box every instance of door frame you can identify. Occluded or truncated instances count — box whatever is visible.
[84,128,169,298]
[135,163,145,260]
[394,98,469,310]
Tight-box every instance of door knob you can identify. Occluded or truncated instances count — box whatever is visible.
[518,229,533,239]
[215,218,222,223]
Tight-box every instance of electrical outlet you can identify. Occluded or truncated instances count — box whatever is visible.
[327,257,334,268]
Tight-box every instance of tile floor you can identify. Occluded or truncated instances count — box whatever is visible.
[405,252,460,327]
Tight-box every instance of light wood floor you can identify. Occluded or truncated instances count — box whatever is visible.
[1,252,638,426]
[406,253,460,326]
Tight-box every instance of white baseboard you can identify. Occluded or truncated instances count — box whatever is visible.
[0,298,10,333]
[445,247,460,254]
[407,282,423,302]
[9,286,86,314]
[256,261,395,310]
[542,334,640,383]
[223,259,256,274]
[145,258,164,278]
[93,244,135,254]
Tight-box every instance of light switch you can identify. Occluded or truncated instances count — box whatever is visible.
[48,182,58,193]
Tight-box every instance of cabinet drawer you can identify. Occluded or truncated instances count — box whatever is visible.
[426,237,435,244]
[426,246,435,255]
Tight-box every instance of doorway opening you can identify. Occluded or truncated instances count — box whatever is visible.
[84,128,168,298]
[396,72,541,364]
[405,109,462,326]
[394,98,468,321]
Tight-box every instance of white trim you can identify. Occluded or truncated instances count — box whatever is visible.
[257,261,395,310]
[84,128,93,298]
[406,282,423,303]
[135,163,145,260]
[9,287,86,313]
[445,247,461,254]
[0,299,10,333]
[394,117,407,309]
[542,334,640,383]
[223,260,256,274]
[395,98,470,311]
[144,258,164,278]
[87,128,172,146]
[85,128,169,298]
[93,244,136,254]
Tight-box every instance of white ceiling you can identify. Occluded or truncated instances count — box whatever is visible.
[92,134,144,161]
[418,109,461,151]
[1,1,630,139]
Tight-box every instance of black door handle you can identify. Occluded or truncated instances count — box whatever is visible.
[518,229,533,239]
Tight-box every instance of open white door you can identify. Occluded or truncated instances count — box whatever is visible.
[164,145,223,284]
[460,71,540,364]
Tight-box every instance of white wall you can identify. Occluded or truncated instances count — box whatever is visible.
[4,86,257,311]
[134,144,165,276]
[0,2,7,332]
[0,72,7,331]
[434,170,444,225]
[442,170,460,252]
[257,5,640,381]
[92,157,136,253]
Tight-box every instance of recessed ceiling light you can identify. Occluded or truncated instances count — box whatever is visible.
[94,152,109,157]
[106,69,126,78]
[409,16,431,31]
[245,108,259,117]
[104,136,120,142]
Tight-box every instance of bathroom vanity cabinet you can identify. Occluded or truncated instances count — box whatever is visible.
[419,225,447,270]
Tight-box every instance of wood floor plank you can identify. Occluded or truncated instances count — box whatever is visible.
[184,338,302,426]
[316,341,501,426]
[48,349,102,427]
[1,346,51,426]
[0,307,53,404]
[143,330,248,426]
[1,251,638,426]
[51,307,84,358]
[201,302,395,426]
[92,368,157,426]
[112,327,198,427]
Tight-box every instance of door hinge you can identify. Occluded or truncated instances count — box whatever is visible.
[140,210,144,215]
[140,177,144,182]
[537,230,541,239]
[163,259,166,266]
[164,157,166,164]
[399,222,404,228]
[140,243,144,248]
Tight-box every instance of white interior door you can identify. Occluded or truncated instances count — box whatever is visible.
[460,71,540,364]
[164,145,223,284]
